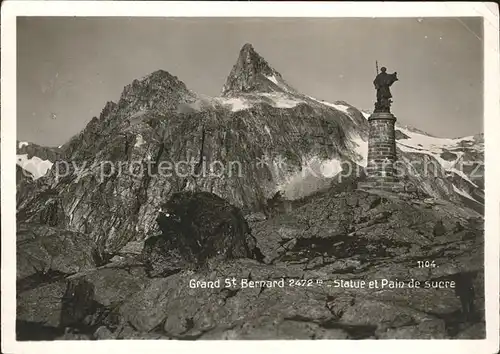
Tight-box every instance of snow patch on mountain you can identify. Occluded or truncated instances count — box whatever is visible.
[397,142,459,170]
[396,127,474,170]
[216,97,251,112]
[265,75,294,94]
[320,158,343,178]
[266,75,279,86]
[319,100,350,114]
[452,184,476,201]
[448,168,479,188]
[16,154,53,180]
[18,141,29,149]
[258,93,302,108]
[361,111,371,119]
[307,96,354,118]
[264,125,272,138]
[396,127,475,152]
[350,133,369,167]
[134,134,145,148]
[215,93,303,111]
[276,155,343,200]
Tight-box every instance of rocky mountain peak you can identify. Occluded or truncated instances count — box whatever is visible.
[117,69,197,113]
[99,101,118,121]
[221,43,296,96]
[237,43,275,76]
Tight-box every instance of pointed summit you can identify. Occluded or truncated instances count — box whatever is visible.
[240,43,258,56]
[221,43,297,97]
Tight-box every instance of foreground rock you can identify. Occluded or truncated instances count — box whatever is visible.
[142,191,264,277]
[251,189,482,265]
[16,189,484,340]
[16,263,149,339]
[17,223,100,282]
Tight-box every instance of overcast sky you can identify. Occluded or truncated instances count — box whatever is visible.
[17,17,483,146]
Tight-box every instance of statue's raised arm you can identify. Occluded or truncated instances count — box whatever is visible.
[373,67,398,113]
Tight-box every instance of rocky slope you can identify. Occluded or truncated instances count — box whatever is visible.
[17,189,484,340]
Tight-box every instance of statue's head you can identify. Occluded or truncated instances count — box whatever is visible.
[380,67,387,73]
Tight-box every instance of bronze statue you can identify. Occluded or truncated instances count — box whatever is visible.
[373,66,398,112]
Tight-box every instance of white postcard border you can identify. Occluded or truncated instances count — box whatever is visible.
[1,2,498,354]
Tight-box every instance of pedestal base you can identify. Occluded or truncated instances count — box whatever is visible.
[365,112,398,181]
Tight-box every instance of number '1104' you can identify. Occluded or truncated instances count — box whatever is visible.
[417,260,437,268]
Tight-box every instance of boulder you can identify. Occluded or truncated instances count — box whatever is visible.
[67,266,149,307]
[17,278,97,331]
[17,281,68,328]
[118,276,177,332]
[17,223,100,280]
[142,191,264,277]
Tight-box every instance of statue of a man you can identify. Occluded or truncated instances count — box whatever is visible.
[373,67,398,112]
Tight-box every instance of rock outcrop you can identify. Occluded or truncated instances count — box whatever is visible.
[17,223,100,282]
[16,188,485,340]
[142,191,263,277]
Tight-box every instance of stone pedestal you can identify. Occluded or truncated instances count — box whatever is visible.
[358,111,405,193]
[366,112,397,180]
